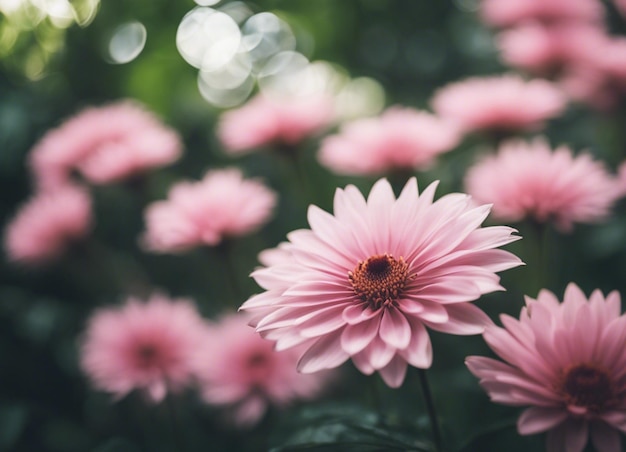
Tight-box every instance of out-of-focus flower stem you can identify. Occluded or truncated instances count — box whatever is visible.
[417,369,444,452]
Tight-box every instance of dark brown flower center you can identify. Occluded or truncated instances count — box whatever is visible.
[560,364,613,412]
[349,254,409,309]
[136,343,160,367]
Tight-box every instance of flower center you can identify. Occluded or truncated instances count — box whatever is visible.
[560,363,613,412]
[349,254,409,308]
[136,343,160,367]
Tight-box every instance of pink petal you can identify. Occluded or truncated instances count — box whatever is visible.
[297,330,350,373]
[399,317,432,368]
[378,355,408,388]
[340,316,381,354]
[517,406,568,434]
[379,308,411,349]
[422,303,492,335]
[590,421,621,452]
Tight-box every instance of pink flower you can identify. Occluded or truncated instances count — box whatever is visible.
[194,312,332,427]
[616,0,626,17]
[497,22,606,76]
[431,75,567,135]
[80,294,207,403]
[466,283,626,452]
[317,107,460,176]
[240,177,522,388]
[142,168,277,253]
[464,139,621,232]
[618,161,626,197]
[4,184,92,265]
[217,94,334,154]
[480,0,603,28]
[29,101,182,188]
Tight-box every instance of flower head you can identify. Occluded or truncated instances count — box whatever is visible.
[29,101,182,188]
[142,168,277,253]
[480,0,603,28]
[194,312,332,427]
[467,283,626,452]
[4,184,92,265]
[464,139,621,232]
[431,75,567,135]
[317,107,460,176]
[240,178,522,388]
[217,93,334,154]
[80,294,206,403]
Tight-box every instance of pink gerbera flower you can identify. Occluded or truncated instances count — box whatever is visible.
[480,0,603,28]
[194,312,333,427]
[142,168,277,253]
[317,107,460,176]
[466,283,626,452]
[80,294,207,403]
[431,74,567,135]
[29,101,182,189]
[216,93,334,154]
[240,177,523,388]
[4,184,92,265]
[464,139,621,232]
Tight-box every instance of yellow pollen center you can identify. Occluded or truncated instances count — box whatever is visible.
[348,254,409,308]
[560,364,613,412]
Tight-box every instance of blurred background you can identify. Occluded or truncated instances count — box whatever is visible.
[2,0,626,451]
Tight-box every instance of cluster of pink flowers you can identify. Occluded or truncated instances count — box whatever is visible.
[141,168,277,253]
[317,107,460,176]
[467,283,626,452]
[79,296,333,425]
[465,139,622,232]
[217,93,335,154]
[483,0,626,110]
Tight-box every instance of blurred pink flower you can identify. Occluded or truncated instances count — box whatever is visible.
[80,294,206,403]
[194,312,333,427]
[4,184,92,265]
[317,107,460,176]
[616,0,626,17]
[240,178,522,388]
[142,168,277,252]
[29,101,182,189]
[497,22,606,76]
[480,0,603,28]
[618,161,626,197]
[217,94,334,154]
[465,139,621,232]
[560,37,626,111]
[431,75,567,135]
[467,283,626,452]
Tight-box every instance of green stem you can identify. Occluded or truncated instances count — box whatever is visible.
[417,369,443,452]
[164,394,186,452]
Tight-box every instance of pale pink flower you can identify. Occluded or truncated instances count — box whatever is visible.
[217,94,334,154]
[497,22,606,76]
[616,0,626,17]
[80,294,206,403]
[240,177,523,388]
[560,37,626,111]
[4,184,92,265]
[29,101,182,188]
[466,283,626,452]
[431,75,567,135]
[480,0,603,28]
[194,312,332,427]
[618,161,626,197]
[142,168,277,253]
[317,107,460,176]
[465,139,621,232]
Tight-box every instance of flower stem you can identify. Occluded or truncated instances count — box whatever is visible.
[417,369,444,452]
[165,394,186,452]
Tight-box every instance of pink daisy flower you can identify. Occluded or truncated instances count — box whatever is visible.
[80,294,207,403]
[464,139,621,232]
[240,177,523,388]
[142,168,277,253]
[431,74,567,135]
[466,283,626,452]
[194,312,333,427]
[4,184,92,265]
[480,0,603,28]
[497,22,606,76]
[317,107,460,176]
[216,94,334,155]
[29,101,182,189]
